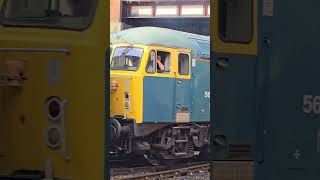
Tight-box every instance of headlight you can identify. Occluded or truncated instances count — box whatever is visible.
[46,97,63,121]
[45,125,62,150]
[124,92,130,109]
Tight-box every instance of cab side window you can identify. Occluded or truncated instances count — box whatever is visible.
[218,0,253,43]
[178,53,189,75]
[146,50,156,73]
[156,51,170,73]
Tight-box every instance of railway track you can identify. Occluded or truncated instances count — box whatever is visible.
[111,162,209,180]
[111,165,166,177]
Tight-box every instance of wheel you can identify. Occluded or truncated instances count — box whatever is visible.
[110,118,121,141]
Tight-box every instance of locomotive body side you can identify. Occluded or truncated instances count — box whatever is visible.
[190,57,210,123]
[212,0,320,180]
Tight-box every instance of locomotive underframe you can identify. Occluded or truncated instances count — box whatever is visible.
[110,117,210,161]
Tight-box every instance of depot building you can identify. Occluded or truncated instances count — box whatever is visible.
[110,0,210,35]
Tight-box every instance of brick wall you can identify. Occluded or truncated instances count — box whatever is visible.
[110,0,122,33]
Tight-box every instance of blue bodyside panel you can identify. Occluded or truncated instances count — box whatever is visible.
[143,76,175,123]
[256,1,320,179]
[213,54,256,145]
[190,60,210,122]
[175,79,191,113]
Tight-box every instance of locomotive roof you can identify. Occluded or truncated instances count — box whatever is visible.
[110,26,210,59]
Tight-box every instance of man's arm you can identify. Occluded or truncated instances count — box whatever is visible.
[157,60,165,71]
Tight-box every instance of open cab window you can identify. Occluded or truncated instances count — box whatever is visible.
[0,0,97,30]
[156,51,170,73]
[111,47,144,71]
[146,49,171,74]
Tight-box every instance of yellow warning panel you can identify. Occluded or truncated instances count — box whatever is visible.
[0,1,108,179]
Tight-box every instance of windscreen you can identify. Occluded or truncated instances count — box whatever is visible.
[0,0,97,30]
[111,47,143,71]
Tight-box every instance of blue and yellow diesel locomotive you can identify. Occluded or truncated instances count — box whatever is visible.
[110,27,210,161]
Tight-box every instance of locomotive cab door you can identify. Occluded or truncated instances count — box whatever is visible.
[212,0,258,160]
[174,52,191,123]
[143,48,176,123]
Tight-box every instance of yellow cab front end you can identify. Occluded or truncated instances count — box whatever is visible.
[110,43,146,124]
[0,1,107,179]
[109,42,184,157]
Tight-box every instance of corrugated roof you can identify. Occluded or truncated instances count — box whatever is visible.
[110,26,210,59]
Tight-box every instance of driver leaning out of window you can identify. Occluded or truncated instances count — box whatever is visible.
[156,55,165,71]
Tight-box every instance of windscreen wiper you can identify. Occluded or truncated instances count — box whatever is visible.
[120,44,134,57]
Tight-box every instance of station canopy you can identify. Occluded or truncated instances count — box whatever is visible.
[110,26,210,59]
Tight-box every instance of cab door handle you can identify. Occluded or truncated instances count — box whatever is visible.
[216,57,229,68]
[177,80,182,84]
[263,36,272,47]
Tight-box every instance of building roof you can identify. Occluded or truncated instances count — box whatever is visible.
[110,26,210,59]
